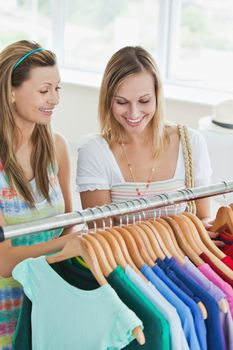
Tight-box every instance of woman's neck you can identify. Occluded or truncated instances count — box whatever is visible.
[121,128,153,146]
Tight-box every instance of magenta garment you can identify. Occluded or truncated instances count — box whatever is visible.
[184,258,232,350]
[198,263,233,319]
[183,257,225,302]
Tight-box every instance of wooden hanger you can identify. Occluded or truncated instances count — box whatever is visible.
[163,217,204,267]
[46,236,108,285]
[161,217,208,320]
[105,228,138,271]
[136,222,166,260]
[148,220,173,258]
[85,234,113,277]
[113,226,145,269]
[134,223,157,262]
[156,218,185,266]
[209,206,233,235]
[178,215,228,314]
[172,215,203,256]
[180,215,233,280]
[100,229,128,270]
[183,212,225,260]
[123,224,155,267]
[157,218,185,258]
[93,231,117,269]
[85,234,145,345]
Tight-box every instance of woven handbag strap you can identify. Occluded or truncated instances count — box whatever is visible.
[178,124,196,214]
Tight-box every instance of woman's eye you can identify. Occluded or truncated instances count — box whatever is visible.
[140,100,149,104]
[40,91,48,94]
[56,86,61,92]
[117,101,127,105]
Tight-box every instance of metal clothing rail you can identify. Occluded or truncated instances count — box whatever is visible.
[1,180,233,242]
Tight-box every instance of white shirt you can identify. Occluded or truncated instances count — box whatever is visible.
[76,129,212,190]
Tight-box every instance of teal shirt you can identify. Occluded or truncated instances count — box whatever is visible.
[12,256,142,350]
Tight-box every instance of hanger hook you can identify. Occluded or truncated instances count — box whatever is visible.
[111,202,123,226]
[104,204,113,228]
[141,210,146,221]
[77,210,88,236]
[162,193,170,217]
[153,208,157,221]
[156,194,165,218]
[140,197,150,221]
[96,206,107,231]
[137,211,141,223]
[222,181,231,206]
[175,202,180,215]
[125,201,133,225]
[87,208,97,233]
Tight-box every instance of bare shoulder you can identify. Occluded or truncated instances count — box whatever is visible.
[166,124,179,136]
[164,123,179,144]
[54,132,68,151]
[53,133,70,168]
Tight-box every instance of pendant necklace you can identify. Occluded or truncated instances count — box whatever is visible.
[120,140,156,197]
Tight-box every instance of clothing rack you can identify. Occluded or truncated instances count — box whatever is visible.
[1,180,233,242]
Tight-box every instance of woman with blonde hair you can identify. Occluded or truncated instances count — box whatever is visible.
[0,40,75,347]
[76,46,212,223]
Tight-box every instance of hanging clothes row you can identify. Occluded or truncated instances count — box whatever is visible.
[11,208,233,350]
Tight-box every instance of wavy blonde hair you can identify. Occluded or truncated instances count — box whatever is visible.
[99,46,169,157]
[0,40,57,206]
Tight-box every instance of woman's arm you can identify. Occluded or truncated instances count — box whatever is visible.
[195,197,211,222]
[80,189,112,228]
[0,232,78,277]
[54,133,75,235]
[0,201,76,278]
[55,133,73,214]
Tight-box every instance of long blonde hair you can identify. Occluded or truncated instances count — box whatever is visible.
[0,40,57,206]
[99,46,168,157]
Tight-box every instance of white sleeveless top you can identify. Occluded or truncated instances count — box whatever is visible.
[76,130,212,218]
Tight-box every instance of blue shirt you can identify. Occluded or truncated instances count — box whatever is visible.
[152,263,203,350]
[125,265,189,350]
[164,257,225,350]
[141,263,202,349]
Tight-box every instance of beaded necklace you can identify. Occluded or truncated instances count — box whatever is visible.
[120,141,156,197]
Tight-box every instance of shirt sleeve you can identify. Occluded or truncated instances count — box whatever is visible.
[191,129,213,186]
[76,137,111,192]
[12,258,33,300]
[110,308,143,348]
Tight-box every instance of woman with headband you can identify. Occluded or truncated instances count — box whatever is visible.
[0,40,76,347]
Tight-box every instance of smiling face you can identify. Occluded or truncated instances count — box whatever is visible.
[12,65,60,129]
[111,70,156,137]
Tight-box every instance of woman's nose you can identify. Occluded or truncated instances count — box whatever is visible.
[128,103,141,118]
[48,91,60,105]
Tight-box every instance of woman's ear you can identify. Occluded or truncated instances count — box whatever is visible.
[11,89,15,103]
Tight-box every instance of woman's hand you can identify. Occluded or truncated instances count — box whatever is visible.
[202,218,225,248]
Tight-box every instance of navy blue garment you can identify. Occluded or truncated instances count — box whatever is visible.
[164,257,225,350]
[153,263,207,350]
[158,262,201,303]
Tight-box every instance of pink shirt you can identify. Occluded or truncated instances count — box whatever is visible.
[198,263,233,318]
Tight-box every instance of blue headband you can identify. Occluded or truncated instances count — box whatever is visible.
[13,47,45,71]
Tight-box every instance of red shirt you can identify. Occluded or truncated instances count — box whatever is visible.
[199,252,233,287]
